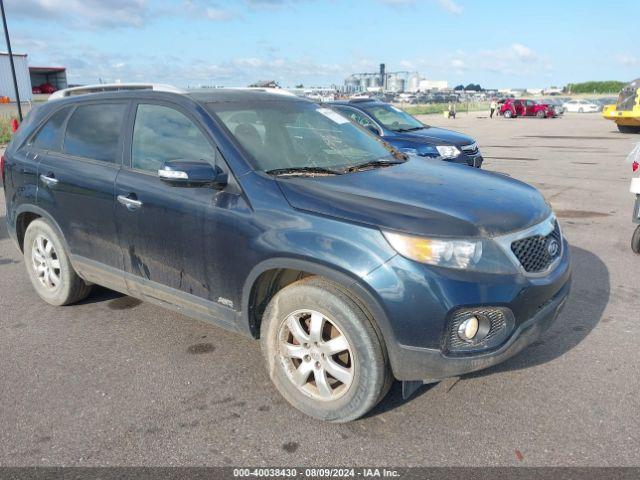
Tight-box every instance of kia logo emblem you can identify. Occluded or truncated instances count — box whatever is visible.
[547,239,560,257]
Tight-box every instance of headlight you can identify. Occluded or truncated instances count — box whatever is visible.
[435,145,461,159]
[382,231,518,273]
[399,145,439,157]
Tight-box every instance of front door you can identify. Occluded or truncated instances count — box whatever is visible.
[114,101,246,328]
[37,101,128,284]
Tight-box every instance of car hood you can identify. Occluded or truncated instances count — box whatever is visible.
[276,158,551,238]
[392,126,475,146]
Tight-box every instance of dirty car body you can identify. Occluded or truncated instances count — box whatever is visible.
[2,89,571,421]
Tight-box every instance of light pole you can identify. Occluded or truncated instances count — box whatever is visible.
[0,0,23,121]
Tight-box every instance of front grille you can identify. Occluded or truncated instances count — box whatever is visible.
[617,87,637,112]
[511,221,562,273]
[444,307,514,355]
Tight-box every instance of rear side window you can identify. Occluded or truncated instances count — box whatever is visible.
[29,107,72,151]
[131,104,215,172]
[63,103,128,163]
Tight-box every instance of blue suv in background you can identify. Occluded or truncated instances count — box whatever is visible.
[330,99,483,167]
[2,88,569,422]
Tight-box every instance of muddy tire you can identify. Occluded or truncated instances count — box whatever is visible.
[260,277,391,422]
[632,226,640,254]
[23,219,92,306]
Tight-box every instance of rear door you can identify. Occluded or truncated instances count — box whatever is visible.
[525,100,535,116]
[37,101,129,283]
[6,106,73,218]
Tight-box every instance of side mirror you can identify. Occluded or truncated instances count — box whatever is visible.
[365,124,380,136]
[158,160,227,189]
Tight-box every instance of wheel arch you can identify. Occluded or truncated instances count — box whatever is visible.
[14,204,70,254]
[241,258,395,350]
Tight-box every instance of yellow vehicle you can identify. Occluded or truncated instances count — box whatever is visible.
[603,78,640,133]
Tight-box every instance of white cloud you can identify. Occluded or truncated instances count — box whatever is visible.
[6,0,151,28]
[379,0,463,14]
[436,0,463,15]
[617,53,639,67]
[510,43,536,61]
[450,58,466,73]
[205,7,240,21]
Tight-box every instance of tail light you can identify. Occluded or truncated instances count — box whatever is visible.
[1,155,5,184]
[11,118,19,133]
[634,161,639,173]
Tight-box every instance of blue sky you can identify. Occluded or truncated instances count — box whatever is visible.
[4,0,640,89]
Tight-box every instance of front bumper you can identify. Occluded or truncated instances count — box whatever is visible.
[392,277,570,381]
[362,234,572,381]
[445,151,483,168]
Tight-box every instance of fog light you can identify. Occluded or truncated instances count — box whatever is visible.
[458,316,479,342]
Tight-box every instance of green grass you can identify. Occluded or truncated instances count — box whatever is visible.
[398,102,491,116]
[0,115,17,144]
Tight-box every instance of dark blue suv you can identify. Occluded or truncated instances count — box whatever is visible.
[330,99,483,167]
[1,89,570,422]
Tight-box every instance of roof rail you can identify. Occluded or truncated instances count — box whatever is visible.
[228,87,298,97]
[48,83,186,101]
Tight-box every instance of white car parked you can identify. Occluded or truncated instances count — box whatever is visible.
[562,99,601,113]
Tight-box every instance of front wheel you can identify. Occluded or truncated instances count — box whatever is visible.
[632,226,640,254]
[503,110,513,118]
[23,219,92,306]
[618,124,640,133]
[261,277,391,422]
[536,110,545,118]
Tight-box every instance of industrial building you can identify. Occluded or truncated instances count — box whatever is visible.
[29,66,68,91]
[0,52,68,102]
[0,52,32,101]
[344,64,448,94]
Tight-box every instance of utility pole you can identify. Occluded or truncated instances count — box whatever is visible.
[0,0,23,121]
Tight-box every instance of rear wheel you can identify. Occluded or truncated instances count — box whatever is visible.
[261,277,391,422]
[23,219,92,306]
[632,226,640,254]
[578,107,584,113]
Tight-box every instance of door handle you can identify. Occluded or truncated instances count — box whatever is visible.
[40,174,58,187]
[117,194,143,210]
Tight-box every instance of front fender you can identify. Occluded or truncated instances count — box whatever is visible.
[240,255,400,356]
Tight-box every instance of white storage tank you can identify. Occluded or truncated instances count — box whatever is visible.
[387,74,405,93]
[0,52,32,102]
[408,73,421,93]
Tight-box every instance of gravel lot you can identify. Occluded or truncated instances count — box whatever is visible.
[1,112,639,467]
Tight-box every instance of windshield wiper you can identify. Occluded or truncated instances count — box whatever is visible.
[266,166,342,177]
[394,126,424,132]
[343,159,404,173]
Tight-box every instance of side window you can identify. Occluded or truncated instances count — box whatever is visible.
[63,103,128,163]
[336,107,376,130]
[28,107,72,151]
[131,104,216,173]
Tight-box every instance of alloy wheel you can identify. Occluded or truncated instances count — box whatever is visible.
[31,234,61,290]
[277,309,354,401]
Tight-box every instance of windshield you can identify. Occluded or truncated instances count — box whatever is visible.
[360,103,425,132]
[207,100,399,173]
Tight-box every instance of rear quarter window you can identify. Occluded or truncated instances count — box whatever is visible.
[63,103,128,163]
[27,106,72,152]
